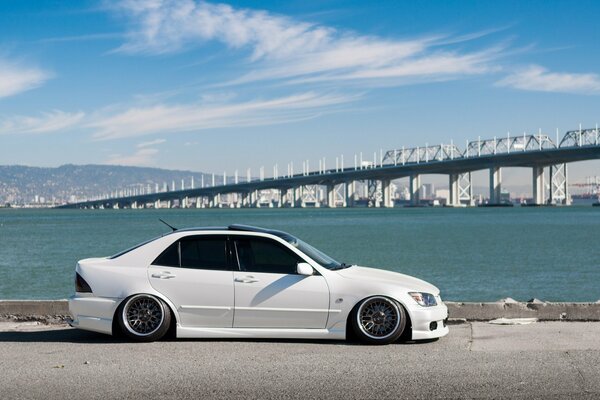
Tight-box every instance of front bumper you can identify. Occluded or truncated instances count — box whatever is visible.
[406,302,449,340]
[69,295,121,336]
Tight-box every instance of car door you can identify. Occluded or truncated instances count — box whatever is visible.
[148,235,234,328]
[232,235,330,329]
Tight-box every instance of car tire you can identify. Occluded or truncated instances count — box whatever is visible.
[117,294,171,342]
[351,296,406,345]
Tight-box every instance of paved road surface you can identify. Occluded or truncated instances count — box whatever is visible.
[0,321,599,399]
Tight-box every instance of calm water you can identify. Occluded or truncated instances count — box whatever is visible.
[0,207,598,301]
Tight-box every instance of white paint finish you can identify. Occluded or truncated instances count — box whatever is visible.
[233,272,330,329]
[177,326,346,340]
[69,315,113,335]
[70,228,449,342]
[179,305,232,311]
[148,266,234,328]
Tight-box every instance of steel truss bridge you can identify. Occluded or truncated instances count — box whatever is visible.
[59,128,600,209]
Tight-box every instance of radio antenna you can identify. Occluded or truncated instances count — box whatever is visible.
[159,218,178,231]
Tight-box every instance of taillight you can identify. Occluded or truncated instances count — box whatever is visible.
[75,272,92,293]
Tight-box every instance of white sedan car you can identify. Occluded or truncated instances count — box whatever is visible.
[69,224,448,345]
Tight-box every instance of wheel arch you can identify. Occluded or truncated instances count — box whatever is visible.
[345,294,413,341]
[112,291,180,337]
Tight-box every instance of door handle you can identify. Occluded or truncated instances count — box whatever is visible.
[151,272,176,279]
[234,276,259,283]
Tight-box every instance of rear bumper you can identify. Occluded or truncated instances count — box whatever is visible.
[406,302,449,340]
[68,295,121,336]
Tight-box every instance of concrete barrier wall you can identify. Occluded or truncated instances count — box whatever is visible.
[1,300,600,321]
[0,300,69,316]
[447,302,600,321]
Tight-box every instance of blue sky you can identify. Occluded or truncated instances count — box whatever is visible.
[1,0,599,187]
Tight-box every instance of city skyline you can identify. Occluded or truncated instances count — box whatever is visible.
[1,0,600,186]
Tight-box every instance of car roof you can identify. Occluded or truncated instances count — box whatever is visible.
[173,224,296,241]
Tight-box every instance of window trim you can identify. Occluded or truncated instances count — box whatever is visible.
[232,235,305,275]
[151,235,234,271]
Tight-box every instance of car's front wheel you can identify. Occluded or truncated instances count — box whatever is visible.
[117,294,171,342]
[351,296,406,345]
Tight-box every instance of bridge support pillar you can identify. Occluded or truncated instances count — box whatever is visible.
[550,164,570,205]
[300,185,319,207]
[367,180,382,207]
[382,179,393,208]
[195,197,202,208]
[166,200,172,209]
[345,181,355,207]
[532,166,545,205]
[212,194,221,208]
[327,184,336,208]
[277,189,284,208]
[449,174,460,207]
[489,167,502,204]
[154,200,161,209]
[253,191,261,208]
[288,187,297,207]
[409,175,421,206]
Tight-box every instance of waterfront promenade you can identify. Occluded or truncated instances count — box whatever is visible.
[1,321,598,399]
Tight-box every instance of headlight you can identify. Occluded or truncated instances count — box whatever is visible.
[409,292,437,307]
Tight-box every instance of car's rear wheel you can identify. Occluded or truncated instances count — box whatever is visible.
[118,294,171,342]
[351,296,406,345]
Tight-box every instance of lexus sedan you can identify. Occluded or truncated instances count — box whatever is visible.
[69,224,448,345]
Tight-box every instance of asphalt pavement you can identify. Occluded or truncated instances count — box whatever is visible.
[0,321,599,399]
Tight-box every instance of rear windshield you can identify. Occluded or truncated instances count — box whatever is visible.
[109,236,162,259]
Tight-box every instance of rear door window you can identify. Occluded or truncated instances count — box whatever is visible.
[152,236,231,270]
[180,236,230,270]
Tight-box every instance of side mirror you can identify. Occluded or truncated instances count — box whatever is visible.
[297,262,314,276]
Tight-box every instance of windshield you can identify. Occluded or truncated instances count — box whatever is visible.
[283,236,343,270]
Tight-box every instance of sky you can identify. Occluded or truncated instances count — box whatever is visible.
[1,0,599,189]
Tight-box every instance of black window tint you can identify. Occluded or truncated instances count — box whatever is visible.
[235,237,301,274]
[152,241,180,267]
[180,237,230,270]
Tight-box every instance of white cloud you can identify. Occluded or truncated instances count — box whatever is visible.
[106,147,159,166]
[0,90,356,139]
[88,91,356,140]
[112,0,501,86]
[0,60,50,98]
[497,65,600,94]
[0,110,85,135]
[137,138,166,147]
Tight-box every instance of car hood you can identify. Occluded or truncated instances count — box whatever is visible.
[336,266,439,294]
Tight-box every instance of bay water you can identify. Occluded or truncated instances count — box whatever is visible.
[0,207,598,302]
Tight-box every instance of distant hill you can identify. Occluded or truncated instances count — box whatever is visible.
[0,164,217,205]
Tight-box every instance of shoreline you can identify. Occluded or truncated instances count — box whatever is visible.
[2,300,599,324]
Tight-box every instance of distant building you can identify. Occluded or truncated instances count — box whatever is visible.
[435,189,450,203]
[421,183,435,199]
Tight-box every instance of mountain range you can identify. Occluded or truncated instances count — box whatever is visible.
[0,164,214,205]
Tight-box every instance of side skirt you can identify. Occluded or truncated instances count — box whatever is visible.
[176,325,346,340]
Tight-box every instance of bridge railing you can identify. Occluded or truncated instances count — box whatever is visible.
[382,134,560,166]
[560,128,600,148]
[382,143,463,165]
[464,134,555,158]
